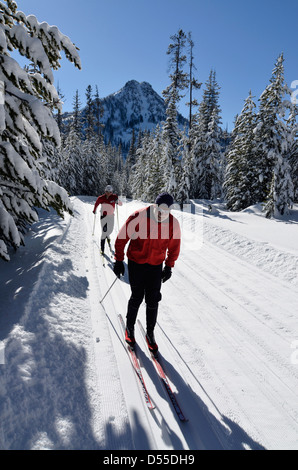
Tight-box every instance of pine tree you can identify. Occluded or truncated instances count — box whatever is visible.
[185,32,201,134]
[162,29,189,106]
[161,29,189,199]
[81,84,104,195]
[72,90,82,138]
[206,109,223,199]
[60,127,84,195]
[55,83,65,138]
[93,85,104,139]
[84,84,95,141]
[0,1,81,260]
[111,144,125,195]
[224,91,259,210]
[130,132,151,199]
[146,125,165,201]
[287,105,298,202]
[177,133,192,205]
[59,90,84,195]
[191,70,222,198]
[161,86,182,198]
[255,54,294,217]
[126,128,137,168]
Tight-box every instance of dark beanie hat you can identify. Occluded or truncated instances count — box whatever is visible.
[155,192,174,207]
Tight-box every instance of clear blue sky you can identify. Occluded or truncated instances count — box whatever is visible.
[16,0,298,130]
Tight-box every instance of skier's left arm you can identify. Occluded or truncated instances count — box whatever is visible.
[113,193,123,207]
[162,221,181,283]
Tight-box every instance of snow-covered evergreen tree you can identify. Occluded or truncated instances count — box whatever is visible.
[191,70,222,199]
[93,85,104,139]
[176,132,192,205]
[111,144,125,196]
[287,106,298,202]
[0,0,81,260]
[161,86,182,198]
[130,131,153,200]
[84,84,95,141]
[126,128,137,169]
[81,85,102,195]
[205,108,223,199]
[160,29,189,199]
[264,151,294,217]
[146,124,166,201]
[60,125,84,195]
[59,90,85,195]
[255,54,294,217]
[224,91,259,210]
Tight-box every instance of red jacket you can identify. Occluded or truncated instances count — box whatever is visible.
[115,206,181,268]
[93,193,122,216]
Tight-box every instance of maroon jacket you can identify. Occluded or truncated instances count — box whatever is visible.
[93,193,122,217]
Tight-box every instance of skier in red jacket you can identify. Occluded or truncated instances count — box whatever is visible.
[113,193,181,354]
[93,185,122,254]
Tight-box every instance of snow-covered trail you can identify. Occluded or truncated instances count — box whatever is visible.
[0,196,298,450]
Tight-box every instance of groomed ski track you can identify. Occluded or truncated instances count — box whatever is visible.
[84,196,298,450]
[86,197,216,450]
[1,195,298,450]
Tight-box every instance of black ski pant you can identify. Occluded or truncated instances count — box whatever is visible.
[100,214,114,251]
[126,260,162,335]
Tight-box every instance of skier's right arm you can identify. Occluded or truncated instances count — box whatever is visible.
[114,220,131,261]
[114,210,141,261]
[93,195,104,214]
[113,216,131,278]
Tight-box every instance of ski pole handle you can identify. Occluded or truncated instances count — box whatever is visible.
[99,277,118,304]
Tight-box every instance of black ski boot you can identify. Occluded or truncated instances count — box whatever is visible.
[125,327,136,348]
[146,331,158,355]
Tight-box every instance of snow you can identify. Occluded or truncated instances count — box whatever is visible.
[0,196,298,450]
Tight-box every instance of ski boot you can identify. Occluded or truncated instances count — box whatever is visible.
[125,327,136,349]
[146,331,158,355]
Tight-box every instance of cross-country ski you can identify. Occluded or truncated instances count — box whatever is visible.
[118,314,155,410]
[137,320,187,422]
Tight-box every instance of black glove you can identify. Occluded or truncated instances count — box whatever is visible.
[114,260,125,278]
[162,265,172,283]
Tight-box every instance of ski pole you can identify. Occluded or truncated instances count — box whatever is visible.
[99,277,118,304]
[116,204,119,231]
[92,212,96,236]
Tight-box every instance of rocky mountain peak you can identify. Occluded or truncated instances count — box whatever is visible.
[63,80,188,153]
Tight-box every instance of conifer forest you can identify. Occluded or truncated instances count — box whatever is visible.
[0,3,298,260]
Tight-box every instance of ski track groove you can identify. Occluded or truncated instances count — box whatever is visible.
[80,197,131,449]
[89,210,159,450]
[181,249,298,392]
[202,237,298,325]
[86,203,136,449]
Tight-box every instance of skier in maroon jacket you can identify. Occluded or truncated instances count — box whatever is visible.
[113,192,181,354]
[93,185,122,254]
